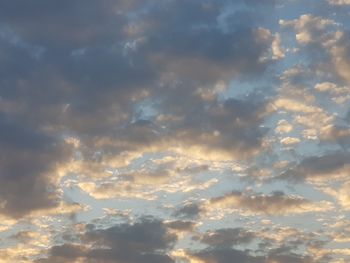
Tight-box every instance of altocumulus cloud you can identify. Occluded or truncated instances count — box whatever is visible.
[0,0,350,262]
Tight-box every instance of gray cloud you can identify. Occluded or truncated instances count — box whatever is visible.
[188,223,329,263]
[173,202,203,219]
[210,190,330,215]
[37,217,176,263]
[279,152,350,182]
[0,0,275,168]
[0,0,130,49]
[267,247,320,263]
[196,228,256,248]
[0,113,71,217]
[1,1,349,262]
[165,220,196,232]
[191,245,322,263]
[320,125,350,146]
[191,248,265,263]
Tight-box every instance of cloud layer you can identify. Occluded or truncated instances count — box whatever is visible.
[1,0,350,262]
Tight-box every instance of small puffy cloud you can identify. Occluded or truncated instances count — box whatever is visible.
[272,33,285,59]
[272,71,336,142]
[273,98,321,114]
[280,137,301,145]
[280,14,336,45]
[275,120,294,134]
[314,82,350,95]
[315,82,350,104]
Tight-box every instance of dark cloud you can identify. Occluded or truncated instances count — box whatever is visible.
[155,94,270,159]
[0,0,130,49]
[0,113,71,217]
[0,0,274,164]
[188,224,329,263]
[267,247,320,263]
[279,152,350,182]
[139,0,275,84]
[320,125,350,146]
[196,228,256,248]
[173,202,203,219]
[191,245,322,263]
[165,220,196,231]
[210,190,326,215]
[37,218,176,263]
[191,248,265,263]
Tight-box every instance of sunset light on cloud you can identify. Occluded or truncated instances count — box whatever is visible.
[1,0,350,262]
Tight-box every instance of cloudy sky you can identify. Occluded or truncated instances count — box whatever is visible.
[1,0,350,262]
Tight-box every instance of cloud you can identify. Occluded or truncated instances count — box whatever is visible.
[190,248,265,263]
[320,125,350,145]
[280,14,350,89]
[189,246,320,263]
[187,229,326,263]
[280,137,301,146]
[273,98,322,114]
[327,0,350,5]
[162,96,269,160]
[280,152,350,183]
[314,82,350,104]
[267,250,317,263]
[0,3,278,208]
[196,228,256,248]
[0,113,72,218]
[320,182,350,209]
[280,14,336,45]
[76,159,218,200]
[275,120,294,134]
[165,220,196,232]
[327,31,350,85]
[173,202,204,219]
[209,190,332,215]
[2,1,349,262]
[37,217,177,263]
[0,0,130,48]
[0,0,277,223]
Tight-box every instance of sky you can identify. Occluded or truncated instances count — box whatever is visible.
[1,0,350,262]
